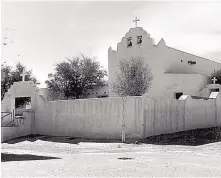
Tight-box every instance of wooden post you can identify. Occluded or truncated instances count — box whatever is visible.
[122,97,126,143]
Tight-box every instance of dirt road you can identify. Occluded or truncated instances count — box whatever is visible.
[2,137,221,177]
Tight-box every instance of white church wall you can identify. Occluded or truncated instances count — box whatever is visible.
[108,27,221,98]
[165,47,221,76]
[108,28,166,97]
[158,73,208,98]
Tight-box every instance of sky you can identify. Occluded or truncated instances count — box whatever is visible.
[1,1,221,88]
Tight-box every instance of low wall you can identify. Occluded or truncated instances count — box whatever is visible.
[216,94,221,125]
[185,99,217,130]
[2,90,221,142]
[1,93,12,113]
[143,97,186,137]
[34,94,221,140]
[35,98,123,139]
[1,111,35,142]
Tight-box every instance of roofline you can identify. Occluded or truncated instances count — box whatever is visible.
[164,72,209,77]
[168,46,221,65]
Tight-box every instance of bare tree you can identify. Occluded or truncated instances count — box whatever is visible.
[112,57,153,96]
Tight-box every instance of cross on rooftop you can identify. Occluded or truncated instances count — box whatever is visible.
[20,70,28,81]
[212,76,217,84]
[133,17,140,27]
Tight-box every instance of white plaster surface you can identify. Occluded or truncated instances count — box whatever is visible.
[86,84,109,98]
[1,111,35,142]
[1,81,221,142]
[185,98,217,130]
[35,97,124,139]
[34,95,221,139]
[108,27,221,98]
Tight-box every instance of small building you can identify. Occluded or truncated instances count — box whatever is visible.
[86,84,109,98]
[38,85,109,100]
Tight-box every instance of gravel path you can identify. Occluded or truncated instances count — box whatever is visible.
[2,137,221,177]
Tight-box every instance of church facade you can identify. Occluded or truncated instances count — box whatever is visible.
[108,27,221,99]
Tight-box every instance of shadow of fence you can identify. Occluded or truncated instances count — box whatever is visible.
[1,153,61,162]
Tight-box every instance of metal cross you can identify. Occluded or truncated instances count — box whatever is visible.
[133,17,140,27]
[20,70,28,81]
[212,77,217,84]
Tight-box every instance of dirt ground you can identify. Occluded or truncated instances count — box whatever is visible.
[1,135,221,177]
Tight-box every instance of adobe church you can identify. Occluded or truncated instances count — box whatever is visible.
[108,24,221,99]
[39,19,221,100]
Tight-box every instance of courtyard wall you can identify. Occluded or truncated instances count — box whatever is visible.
[2,81,221,142]
[34,94,221,139]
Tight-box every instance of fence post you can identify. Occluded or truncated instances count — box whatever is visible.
[142,97,146,138]
[183,99,186,131]
[215,96,221,141]
[215,97,218,125]
[122,97,125,143]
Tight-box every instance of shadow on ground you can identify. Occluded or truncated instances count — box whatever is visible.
[140,127,221,146]
[1,153,61,162]
[3,127,221,146]
[4,134,123,145]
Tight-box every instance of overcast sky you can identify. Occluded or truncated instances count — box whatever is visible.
[2,1,221,87]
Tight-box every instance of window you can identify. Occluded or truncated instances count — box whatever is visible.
[15,97,31,117]
[127,37,132,47]
[188,61,196,65]
[175,92,183,100]
[137,36,142,44]
[15,97,31,109]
